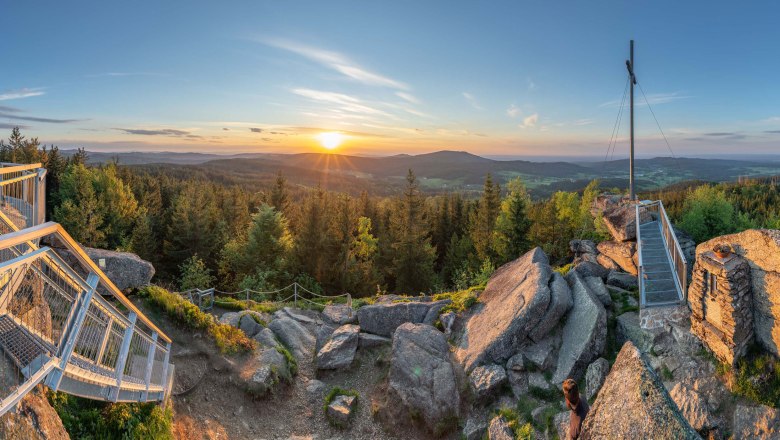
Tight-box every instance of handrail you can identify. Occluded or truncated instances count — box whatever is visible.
[635,200,687,306]
[635,203,645,305]
[0,163,42,174]
[0,222,171,343]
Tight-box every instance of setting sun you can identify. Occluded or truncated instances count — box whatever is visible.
[316,132,345,150]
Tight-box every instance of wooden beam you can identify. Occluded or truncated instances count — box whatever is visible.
[0,163,43,174]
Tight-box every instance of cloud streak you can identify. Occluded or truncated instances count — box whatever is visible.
[0,88,45,101]
[521,113,538,128]
[600,91,690,108]
[462,92,483,111]
[264,39,408,90]
[114,128,203,139]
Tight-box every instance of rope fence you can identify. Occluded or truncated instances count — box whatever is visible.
[179,282,352,312]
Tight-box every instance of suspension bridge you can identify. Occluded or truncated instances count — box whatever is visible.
[0,163,173,416]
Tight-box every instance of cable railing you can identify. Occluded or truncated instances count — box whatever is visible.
[0,163,46,231]
[635,200,687,307]
[182,282,353,311]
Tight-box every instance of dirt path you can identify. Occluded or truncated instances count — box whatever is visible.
[134,299,451,440]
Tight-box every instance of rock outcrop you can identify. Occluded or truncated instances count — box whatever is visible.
[487,416,514,440]
[697,229,780,356]
[584,358,610,400]
[732,404,779,440]
[580,341,701,439]
[0,386,69,440]
[322,304,356,325]
[455,248,569,372]
[596,240,637,275]
[469,364,507,400]
[600,201,651,242]
[606,270,638,290]
[357,300,449,337]
[552,271,607,384]
[316,324,359,370]
[60,246,155,291]
[268,317,316,360]
[584,276,613,308]
[670,382,720,434]
[388,323,460,433]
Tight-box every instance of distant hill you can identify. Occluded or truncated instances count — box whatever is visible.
[73,149,780,198]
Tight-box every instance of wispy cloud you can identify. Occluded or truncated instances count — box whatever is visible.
[520,113,538,128]
[0,112,84,124]
[0,88,45,101]
[0,123,28,129]
[86,72,170,78]
[114,128,202,139]
[292,88,390,117]
[249,127,263,133]
[462,92,483,111]
[599,91,689,108]
[506,104,520,118]
[573,118,594,126]
[395,92,420,104]
[263,39,408,90]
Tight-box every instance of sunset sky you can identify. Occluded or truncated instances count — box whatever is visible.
[3,1,780,158]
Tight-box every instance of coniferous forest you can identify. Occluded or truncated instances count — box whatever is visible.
[4,127,780,298]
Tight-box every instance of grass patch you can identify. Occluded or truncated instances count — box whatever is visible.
[554,263,574,276]
[139,286,255,354]
[529,385,560,403]
[661,365,674,381]
[49,392,172,440]
[214,294,348,314]
[276,344,298,377]
[433,286,482,314]
[495,407,534,440]
[716,345,780,408]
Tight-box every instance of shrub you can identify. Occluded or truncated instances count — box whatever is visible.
[139,286,255,354]
[717,347,780,408]
[49,392,172,440]
[554,263,574,276]
[495,407,533,440]
[433,286,481,314]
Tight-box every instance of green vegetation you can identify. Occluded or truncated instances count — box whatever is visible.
[178,255,215,291]
[139,285,255,354]
[715,346,780,408]
[276,344,298,377]
[433,286,481,314]
[48,392,172,440]
[495,407,534,440]
[323,387,359,427]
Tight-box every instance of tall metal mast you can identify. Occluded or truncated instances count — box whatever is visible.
[626,40,637,200]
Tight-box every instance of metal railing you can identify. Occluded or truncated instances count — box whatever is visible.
[635,200,687,306]
[0,163,46,230]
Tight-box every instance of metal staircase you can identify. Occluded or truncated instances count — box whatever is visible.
[0,163,173,416]
[635,201,687,307]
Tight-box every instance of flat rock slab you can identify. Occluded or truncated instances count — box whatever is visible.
[584,276,613,308]
[670,382,719,432]
[552,271,607,384]
[455,247,556,372]
[322,304,356,325]
[357,332,391,348]
[356,300,449,337]
[732,404,780,440]
[316,324,360,370]
[487,416,514,440]
[580,341,701,439]
[388,323,460,434]
[268,316,316,360]
[597,241,637,275]
[607,270,638,290]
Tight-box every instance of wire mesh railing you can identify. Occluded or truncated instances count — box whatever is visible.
[636,200,687,307]
[0,163,46,231]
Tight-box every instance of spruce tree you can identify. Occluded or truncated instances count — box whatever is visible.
[494,178,532,264]
[470,173,501,264]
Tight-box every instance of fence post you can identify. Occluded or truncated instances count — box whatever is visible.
[142,332,158,402]
[294,283,298,308]
[111,312,137,402]
[246,288,249,302]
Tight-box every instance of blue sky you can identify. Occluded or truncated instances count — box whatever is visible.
[2,0,780,157]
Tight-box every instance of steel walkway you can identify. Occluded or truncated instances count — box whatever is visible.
[636,201,687,307]
[0,163,173,416]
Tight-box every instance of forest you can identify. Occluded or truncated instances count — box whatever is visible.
[3,127,780,298]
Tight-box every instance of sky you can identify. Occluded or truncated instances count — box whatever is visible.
[2,0,780,158]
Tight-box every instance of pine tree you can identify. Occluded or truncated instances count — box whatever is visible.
[346,216,381,296]
[270,170,289,213]
[470,173,501,264]
[389,170,436,293]
[179,255,215,291]
[494,178,532,264]
[294,187,329,283]
[164,183,226,273]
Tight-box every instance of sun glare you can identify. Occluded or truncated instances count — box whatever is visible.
[317,132,345,150]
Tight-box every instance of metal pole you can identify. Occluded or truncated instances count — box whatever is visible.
[629,40,636,200]
[294,283,298,308]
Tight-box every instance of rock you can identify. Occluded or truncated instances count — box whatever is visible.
[596,253,622,272]
[469,364,507,400]
[268,317,316,360]
[606,270,638,290]
[673,226,697,271]
[326,394,357,426]
[584,276,613,308]
[530,272,573,342]
[439,311,456,335]
[570,239,598,256]
[219,311,241,327]
[455,248,558,372]
[356,301,437,337]
[463,414,488,440]
[240,346,292,395]
[423,300,451,325]
[597,241,638,275]
[316,324,359,369]
[322,304,356,325]
[239,314,263,337]
[487,416,514,440]
[279,307,319,325]
[252,327,279,348]
[506,354,529,398]
[0,385,69,440]
[388,323,460,433]
[697,229,780,356]
[531,405,552,426]
[305,379,326,394]
[71,247,155,291]
[732,404,779,440]
[357,332,391,348]
[315,323,337,353]
[616,311,662,353]
[552,271,607,384]
[554,411,569,440]
[601,202,650,242]
[585,358,610,400]
[522,331,560,371]
[574,261,609,280]
[580,341,701,439]
[670,382,719,433]
[528,371,551,390]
